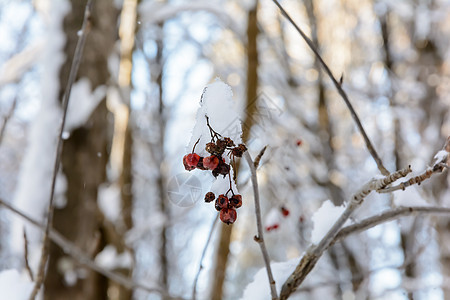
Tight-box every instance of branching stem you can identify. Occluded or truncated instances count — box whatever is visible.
[245,152,278,300]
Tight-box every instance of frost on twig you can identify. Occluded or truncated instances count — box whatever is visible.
[279,166,412,300]
[378,136,449,194]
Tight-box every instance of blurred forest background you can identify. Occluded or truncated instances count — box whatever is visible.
[0,0,449,299]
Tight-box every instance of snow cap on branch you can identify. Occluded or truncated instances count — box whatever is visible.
[188,78,242,156]
[187,78,243,196]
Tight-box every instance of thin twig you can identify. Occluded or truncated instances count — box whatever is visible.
[279,166,411,299]
[244,152,278,300]
[254,145,267,169]
[29,1,94,298]
[378,166,446,193]
[0,198,179,299]
[23,228,34,281]
[192,214,219,300]
[271,0,389,176]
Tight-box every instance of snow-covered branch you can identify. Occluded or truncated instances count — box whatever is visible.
[378,137,449,193]
[333,206,450,245]
[279,166,412,299]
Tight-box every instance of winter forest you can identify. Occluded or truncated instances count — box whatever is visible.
[0,0,450,299]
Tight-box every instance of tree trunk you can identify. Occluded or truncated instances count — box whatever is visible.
[210,3,259,299]
[44,1,118,299]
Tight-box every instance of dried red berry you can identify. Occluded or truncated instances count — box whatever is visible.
[229,194,242,208]
[204,192,215,203]
[203,155,220,170]
[212,160,230,177]
[205,142,218,154]
[183,153,200,171]
[220,208,237,225]
[215,194,229,211]
[231,144,247,157]
[296,139,302,146]
[281,206,290,217]
[215,139,228,155]
[223,137,235,147]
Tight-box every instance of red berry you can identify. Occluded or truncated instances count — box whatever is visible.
[266,224,279,231]
[220,208,237,224]
[296,139,302,146]
[281,206,290,217]
[183,153,200,171]
[203,155,220,170]
[229,194,242,209]
[196,157,207,170]
[215,194,229,211]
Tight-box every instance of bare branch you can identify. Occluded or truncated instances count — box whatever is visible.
[192,215,219,300]
[30,1,94,298]
[0,198,179,299]
[244,151,278,300]
[280,167,412,299]
[271,0,389,176]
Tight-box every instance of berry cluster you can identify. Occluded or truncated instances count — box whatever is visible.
[205,192,242,224]
[183,117,247,224]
